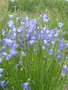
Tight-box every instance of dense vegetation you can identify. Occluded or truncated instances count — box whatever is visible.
[0,0,68,90]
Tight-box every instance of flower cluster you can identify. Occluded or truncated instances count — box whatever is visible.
[0,14,68,89]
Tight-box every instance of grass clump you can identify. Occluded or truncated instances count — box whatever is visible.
[0,13,68,90]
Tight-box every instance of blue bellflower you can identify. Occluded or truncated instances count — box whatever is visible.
[8,20,14,27]
[3,38,13,46]
[21,82,30,90]
[48,49,53,55]
[58,22,64,28]
[58,39,65,50]
[9,50,17,57]
[0,80,7,87]
[61,65,68,77]
[17,25,24,33]
[8,15,14,19]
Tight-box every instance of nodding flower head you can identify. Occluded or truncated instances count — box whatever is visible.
[16,17,20,22]
[40,14,49,23]
[21,82,30,90]
[3,38,13,46]
[61,65,68,77]
[58,39,65,50]
[8,20,14,27]
[9,49,17,57]
[0,80,7,87]
[58,22,64,28]
[17,25,24,33]
[8,15,14,19]
[40,14,48,19]
[48,49,53,55]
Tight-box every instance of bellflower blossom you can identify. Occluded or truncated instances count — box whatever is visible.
[43,18,49,23]
[52,41,56,46]
[48,49,53,55]
[0,80,7,87]
[2,52,8,57]
[61,65,68,77]
[40,14,48,19]
[40,14,49,23]
[16,17,20,22]
[8,15,14,19]
[24,16,30,28]
[5,54,12,60]
[9,49,17,56]
[10,43,18,50]
[8,20,14,27]
[21,82,30,90]
[17,25,24,33]
[3,38,14,46]
[44,40,49,47]
[58,39,65,50]
[58,22,64,28]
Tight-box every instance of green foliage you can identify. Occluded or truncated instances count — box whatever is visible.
[0,0,8,39]
[1,45,66,90]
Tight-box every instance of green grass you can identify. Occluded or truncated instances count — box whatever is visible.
[1,41,66,90]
